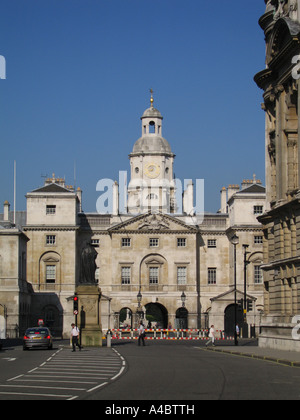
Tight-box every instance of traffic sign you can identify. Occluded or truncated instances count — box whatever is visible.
[74,310,78,315]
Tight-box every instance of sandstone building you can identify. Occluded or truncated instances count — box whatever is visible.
[254,0,300,350]
[0,97,265,339]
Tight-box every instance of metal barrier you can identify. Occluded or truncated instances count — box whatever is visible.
[103,328,234,341]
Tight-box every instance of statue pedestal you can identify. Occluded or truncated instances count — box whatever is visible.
[76,285,102,347]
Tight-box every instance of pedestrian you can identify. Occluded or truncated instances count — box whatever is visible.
[206,325,216,347]
[71,323,82,352]
[138,321,146,346]
[236,324,240,339]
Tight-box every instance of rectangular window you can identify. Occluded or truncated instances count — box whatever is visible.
[122,238,131,248]
[46,265,56,284]
[150,238,159,248]
[254,206,263,215]
[177,267,187,285]
[46,235,56,245]
[121,267,131,285]
[91,239,100,246]
[254,265,263,284]
[177,238,186,247]
[46,205,56,215]
[207,239,217,248]
[149,267,159,285]
[254,236,263,244]
[208,268,217,285]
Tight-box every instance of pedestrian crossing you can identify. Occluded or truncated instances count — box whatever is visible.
[0,347,125,400]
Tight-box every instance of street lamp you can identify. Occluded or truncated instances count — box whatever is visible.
[230,234,239,346]
[181,292,186,308]
[137,290,142,309]
[243,244,250,338]
[136,290,144,324]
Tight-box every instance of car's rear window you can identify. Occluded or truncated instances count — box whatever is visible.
[25,328,49,335]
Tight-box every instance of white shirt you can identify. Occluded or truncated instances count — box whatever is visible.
[71,327,80,337]
[209,328,215,338]
[138,324,145,335]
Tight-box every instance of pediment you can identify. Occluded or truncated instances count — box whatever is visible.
[267,17,300,64]
[108,212,198,233]
[210,288,257,303]
[42,256,60,263]
[145,258,164,265]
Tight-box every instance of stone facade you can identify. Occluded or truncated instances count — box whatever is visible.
[0,99,266,339]
[0,203,30,337]
[255,0,300,350]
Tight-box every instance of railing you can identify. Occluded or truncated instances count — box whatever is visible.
[103,328,233,341]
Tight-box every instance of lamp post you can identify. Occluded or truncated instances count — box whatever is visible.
[181,292,186,308]
[136,290,143,324]
[231,234,239,346]
[243,244,250,338]
[137,290,142,309]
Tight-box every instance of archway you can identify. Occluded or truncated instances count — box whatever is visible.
[42,304,63,338]
[145,303,168,329]
[224,304,243,337]
[175,307,188,329]
[119,307,133,328]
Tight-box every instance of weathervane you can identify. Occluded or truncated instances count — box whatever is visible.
[150,88,154,108]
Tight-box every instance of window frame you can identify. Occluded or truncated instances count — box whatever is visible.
[177,266,187,286]
[45,265,56,284]
[149,266,159,285]
[208,267,217,285]
[46,235,56,246]
[121,266,131,285]
[121,238,131,248]
[177,238,187,248]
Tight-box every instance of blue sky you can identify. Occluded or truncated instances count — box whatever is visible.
[0,0,266,213]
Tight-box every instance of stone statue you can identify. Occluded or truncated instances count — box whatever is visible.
[273,0,289,20]
[80,242,98,284]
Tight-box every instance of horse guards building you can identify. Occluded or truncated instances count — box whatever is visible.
[2,1,300,351]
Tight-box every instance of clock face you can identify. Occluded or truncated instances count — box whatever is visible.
[145,163,160,179]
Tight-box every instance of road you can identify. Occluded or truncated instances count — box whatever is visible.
[87,341,300,401]
[0,341,124,400]
[1,340,300,401]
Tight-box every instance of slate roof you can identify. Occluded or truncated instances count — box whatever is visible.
[30,183,73,193]
[239,184,266,194]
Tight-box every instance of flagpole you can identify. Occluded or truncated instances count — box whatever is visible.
[13,160,16,225]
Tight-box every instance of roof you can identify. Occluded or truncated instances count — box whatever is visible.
[239,184,266,194]
[131,135,173,155]
[30,183,74,194]
[141,107,163,119]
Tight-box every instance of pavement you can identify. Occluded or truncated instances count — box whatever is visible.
[205,341,300,367]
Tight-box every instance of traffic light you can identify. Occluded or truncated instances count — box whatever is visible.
[247,299,253,312]
[237,299,243,311]
[73,295,79,312]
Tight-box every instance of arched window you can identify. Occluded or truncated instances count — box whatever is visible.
[149,121,155,134]
[39,251,60,291]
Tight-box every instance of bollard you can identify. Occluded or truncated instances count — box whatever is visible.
[107,330,112,348]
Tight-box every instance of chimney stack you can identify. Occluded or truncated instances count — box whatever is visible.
[220,187,227,213]
[3,201,10,222]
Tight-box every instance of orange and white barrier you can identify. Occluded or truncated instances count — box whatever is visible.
[103,328,234,341]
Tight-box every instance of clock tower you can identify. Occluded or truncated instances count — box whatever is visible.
[128,92,176,214]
